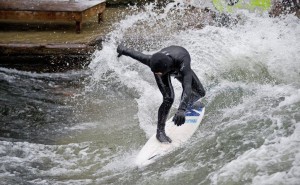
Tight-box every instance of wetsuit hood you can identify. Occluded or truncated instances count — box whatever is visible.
[150,53,173,74]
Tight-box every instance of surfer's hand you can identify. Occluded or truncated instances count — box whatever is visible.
[117,45,125,57]
[173,109,185,126]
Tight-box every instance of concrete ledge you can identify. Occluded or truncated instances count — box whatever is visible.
[0,43,94,55]
[0,55,90,72]
[0,41,102,72]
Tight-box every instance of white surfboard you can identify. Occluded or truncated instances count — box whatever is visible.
[135,102,205,167]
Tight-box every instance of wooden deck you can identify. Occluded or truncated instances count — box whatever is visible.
[0,0,106,33]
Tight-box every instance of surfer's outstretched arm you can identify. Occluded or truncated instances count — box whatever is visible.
[117,45,151,66]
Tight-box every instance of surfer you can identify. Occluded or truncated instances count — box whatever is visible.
[117,45,205,143]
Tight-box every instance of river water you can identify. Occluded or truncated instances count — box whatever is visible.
[1,2,300,185]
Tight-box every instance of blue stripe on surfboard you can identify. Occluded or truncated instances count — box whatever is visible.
[185,107,203,117]
[185,118,198,124]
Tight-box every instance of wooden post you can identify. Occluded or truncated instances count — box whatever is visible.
[98,12,103,23]
[75,20,82,33]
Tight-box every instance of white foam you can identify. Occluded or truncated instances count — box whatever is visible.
[87,4,300,184]
[101,149,139,172]
[210,122,300,185]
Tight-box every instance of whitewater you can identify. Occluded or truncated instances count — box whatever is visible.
[0,1,299,185]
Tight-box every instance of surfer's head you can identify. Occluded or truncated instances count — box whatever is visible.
[150,53,173,76]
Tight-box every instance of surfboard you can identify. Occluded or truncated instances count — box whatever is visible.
[135,101,205,167]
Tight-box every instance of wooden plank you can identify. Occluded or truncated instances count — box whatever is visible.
[0,0,106,12]
[0,3,106,22]
[0,10,82,21]
[0,0,106,33]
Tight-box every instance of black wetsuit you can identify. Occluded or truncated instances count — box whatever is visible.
[117,45,205,143]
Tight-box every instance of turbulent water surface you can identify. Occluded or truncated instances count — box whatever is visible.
[1,1,300,185]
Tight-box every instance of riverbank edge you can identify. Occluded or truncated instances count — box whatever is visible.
[0,36,103,73]
[0,1,298,73]
[0,1,164,73]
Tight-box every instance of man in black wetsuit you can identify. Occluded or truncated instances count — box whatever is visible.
[117,45,205,143]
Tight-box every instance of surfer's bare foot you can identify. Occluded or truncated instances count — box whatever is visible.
[156,129,172,143]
